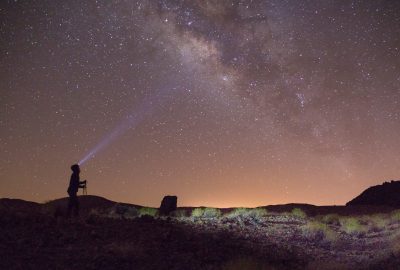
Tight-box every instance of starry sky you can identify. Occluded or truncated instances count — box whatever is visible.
[1,0,400,207]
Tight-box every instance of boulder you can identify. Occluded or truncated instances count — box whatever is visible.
[159,196,177,216]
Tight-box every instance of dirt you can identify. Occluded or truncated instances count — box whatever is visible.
[0,211,304,270]
[181,214,400,269]
[1,197,399,269]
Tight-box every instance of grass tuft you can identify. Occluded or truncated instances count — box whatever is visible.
[362,214,390,231]
[139,207,158,217]
[339,217,365,234]
[291,208,307,218]
[303,220,337,242]
[391,210,400,221]
[115,204,139,219]
[191,208,204,217]
[226,208,268,219]
[319,214,341,225]
[192,207,221,218]
[171,209,187,218]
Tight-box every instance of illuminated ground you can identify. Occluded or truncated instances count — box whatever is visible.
[1,196,399,269]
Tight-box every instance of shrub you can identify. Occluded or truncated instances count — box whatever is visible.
[171,209,187,218]
[303,220,337,242]
[115,204,128,215]
[191,208,205,217]
[306,220,329,232]
[291,208,307,218]
[125,206,139,219]
[139,207,158,217]
[339,217,365,234]
[226,207,248,218]
[391,210,400,221]
[114,204,139,219]
[104,208,119,219]
[319,214,341,225]
[361,214,390,231]
[191,207,221,218]
[247,208,268,218]
[226,208,268,219]
[203,208,222,218]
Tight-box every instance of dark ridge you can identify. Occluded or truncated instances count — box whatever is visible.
[346,180,400,207]
[0,198,41,212]
[0,196,144,217]
[1,195,397,217]
[43,195,143,216]
[44,195,142,208]
[45,195,117,209]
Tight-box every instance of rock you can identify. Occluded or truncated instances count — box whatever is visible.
[159,195,177,216]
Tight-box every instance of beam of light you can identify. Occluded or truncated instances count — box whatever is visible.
[78,86,176,166]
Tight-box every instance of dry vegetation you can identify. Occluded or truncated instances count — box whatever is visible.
[1,197,400,269]
[94,204,400,269]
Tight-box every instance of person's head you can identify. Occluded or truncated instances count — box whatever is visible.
[71,164,80,174]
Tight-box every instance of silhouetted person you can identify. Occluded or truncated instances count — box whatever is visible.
[67,164,86,218]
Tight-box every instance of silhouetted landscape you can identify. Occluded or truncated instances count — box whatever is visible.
[347,180,400,208]
[1,181,400,269]
[2,0,400,269]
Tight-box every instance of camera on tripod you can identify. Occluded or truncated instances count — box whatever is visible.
[82,180,88,195]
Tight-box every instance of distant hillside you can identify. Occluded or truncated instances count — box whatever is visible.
[0,198,41,213]
[0,195,143,216]
[347,180,400,207]
[43,195,146,216]
[1,195,397,219]
[45,195,117,210]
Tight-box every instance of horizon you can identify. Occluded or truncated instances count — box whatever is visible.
[0,179,391,209]
[0,192,359,208]
[1,1,399,208]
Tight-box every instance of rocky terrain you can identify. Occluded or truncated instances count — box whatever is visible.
[1,195,400,269]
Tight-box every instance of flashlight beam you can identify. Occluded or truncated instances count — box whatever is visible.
[79,86,175,165]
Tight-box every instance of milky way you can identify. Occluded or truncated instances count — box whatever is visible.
[1,0,399,207]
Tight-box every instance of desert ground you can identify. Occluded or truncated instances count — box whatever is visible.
[1,196,400,270]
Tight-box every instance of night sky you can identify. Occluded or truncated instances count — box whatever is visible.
[1,0,399,207]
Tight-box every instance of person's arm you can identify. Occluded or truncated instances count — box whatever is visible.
[79,180,87,188]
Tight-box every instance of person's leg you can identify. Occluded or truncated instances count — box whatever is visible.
[67,194,73,218]
[74,196,80,217]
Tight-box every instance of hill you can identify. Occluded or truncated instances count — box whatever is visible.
[43,195,120,216]
[346,180,400,207]
[0,198,41,213]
